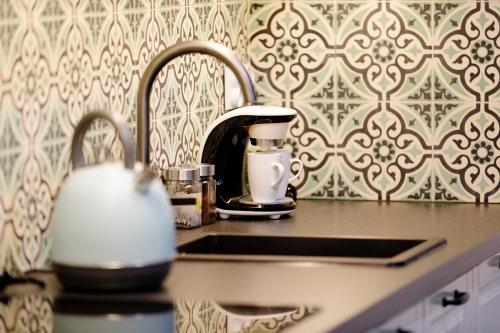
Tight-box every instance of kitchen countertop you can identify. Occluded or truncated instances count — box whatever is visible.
[4,200,500,332]
[170,199,500,332]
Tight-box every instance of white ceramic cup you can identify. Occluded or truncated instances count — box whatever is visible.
[247,149,303,203]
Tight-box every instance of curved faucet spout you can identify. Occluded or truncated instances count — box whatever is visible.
[136,40,257,164]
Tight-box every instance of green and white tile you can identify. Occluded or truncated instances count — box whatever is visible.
[432,58,477,102]
[392,101,433,142]
[334,156,378,201]
[432,160,477,202]
[488,0,500,104]
[156,0,184,10]
[335,59,379,102]
[0,102,28,211]
[189,0,217,6]
[120,0,153,12]
[432,2,476,45]
[190,3,219,42]
[191,56,224,111]
[391,159,433,201]
[151,114,185,169]
[292,58,336,101]
[157,7,183,48]
[11,157,53,270]
[433,102,472,136]
[220,1,249,61]
[35,93,72,197]
[298,158,335,199]
[199,105,225,134]
[248,1,335,101]
[433,2,499,103]
[337,102,432,201]
[389,1,433,41]
[335,1,378,46]
[335,101,378,143]
[336,1,432,100]
[286,100,335,198]
[434,103,499,203]
[79,0,113,16]
[388,57,433,102]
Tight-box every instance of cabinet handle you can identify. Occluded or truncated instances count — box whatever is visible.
[396,329,412,333]
[489,256,500,269]
[442,290,470,307]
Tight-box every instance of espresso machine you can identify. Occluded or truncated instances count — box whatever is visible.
[199,105,298,219]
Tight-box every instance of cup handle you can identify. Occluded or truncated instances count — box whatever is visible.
[271,163,285,188]
[288,158,304,183]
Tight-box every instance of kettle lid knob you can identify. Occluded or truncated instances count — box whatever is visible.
[134,167,157,193]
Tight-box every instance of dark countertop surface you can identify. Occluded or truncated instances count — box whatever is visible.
[170,200,500,332]
[3,200,500,332]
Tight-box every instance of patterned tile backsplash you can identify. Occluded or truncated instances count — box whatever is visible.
[0,0,247,274]
[0,0,498,274]
[248,1,499,203]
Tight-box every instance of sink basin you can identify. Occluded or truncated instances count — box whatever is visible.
[176,234,446,266]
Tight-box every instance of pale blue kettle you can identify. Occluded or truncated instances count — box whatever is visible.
[50,111,175,291]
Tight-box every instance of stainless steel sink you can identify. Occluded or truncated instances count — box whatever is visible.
[176,234,446,266]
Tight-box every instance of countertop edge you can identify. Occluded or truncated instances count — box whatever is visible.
[328,231,500,333]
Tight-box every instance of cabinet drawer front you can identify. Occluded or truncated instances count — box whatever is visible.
[478,251,500,289]
[368,302,424,333]
[424,271,471,322]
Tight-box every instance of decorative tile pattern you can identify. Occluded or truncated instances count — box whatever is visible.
[175,300,227,332]
[0,296,312,333]
[0,0,498,275]
[248,2,335,101]
[249,0,499,203]
[286,100,335,198]
[0,0,247,274]
[175,300,314,333]
[0,295,53,333]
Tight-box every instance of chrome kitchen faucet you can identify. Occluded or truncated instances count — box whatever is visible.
[136,40,256,164]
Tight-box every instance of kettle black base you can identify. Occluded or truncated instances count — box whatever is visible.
[53,261,171,292]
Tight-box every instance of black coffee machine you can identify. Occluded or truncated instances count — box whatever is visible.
[199,105,298,219]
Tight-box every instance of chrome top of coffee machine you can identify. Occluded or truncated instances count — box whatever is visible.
[199,105,298,220]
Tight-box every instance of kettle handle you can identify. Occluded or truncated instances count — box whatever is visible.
[71,111,135,170]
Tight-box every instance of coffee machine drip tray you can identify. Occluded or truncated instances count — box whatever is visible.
[217,195,296,220]
[239,195,294,206]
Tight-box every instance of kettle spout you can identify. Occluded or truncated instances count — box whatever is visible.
[134,168,157,193]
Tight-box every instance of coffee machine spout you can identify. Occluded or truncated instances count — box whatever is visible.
[136,40,256,164]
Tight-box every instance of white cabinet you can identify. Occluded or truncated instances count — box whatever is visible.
[369,252,500,333]
[368,302,424,333]
[476,252,500,333]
